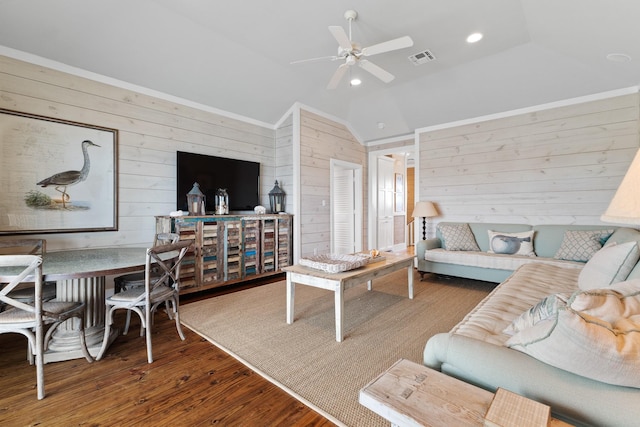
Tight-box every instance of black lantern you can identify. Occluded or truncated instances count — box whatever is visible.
[187,182,206,216]
[269,180,286,213]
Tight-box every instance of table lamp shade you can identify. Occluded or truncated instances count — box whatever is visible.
[412,201,438,241]
[412,201,438,218]
[601,149,640,225]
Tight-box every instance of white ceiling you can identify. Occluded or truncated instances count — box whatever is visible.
[1,0,639,142]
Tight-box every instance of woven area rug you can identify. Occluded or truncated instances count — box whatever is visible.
[180,270,492,426]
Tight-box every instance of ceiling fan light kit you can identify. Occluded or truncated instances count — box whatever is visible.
[292,9,414,90]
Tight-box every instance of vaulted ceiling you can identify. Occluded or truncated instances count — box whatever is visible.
[1,0,639,142]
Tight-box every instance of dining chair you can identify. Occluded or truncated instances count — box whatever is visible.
[0,254,94,399]
[97,240,191,364]
[0,239,56,310]
[113,233,181,335]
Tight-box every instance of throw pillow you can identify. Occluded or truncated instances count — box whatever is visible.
[487,230,536,256]
[506,283,640,388]
[438,223,480,251]
[578,241,640,290]
[553,229,614,262]
[503,293,569,336]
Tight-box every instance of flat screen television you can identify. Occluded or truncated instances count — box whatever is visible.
[176,151,260,213]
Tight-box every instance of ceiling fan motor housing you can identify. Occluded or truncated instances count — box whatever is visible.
[344,10,358,21]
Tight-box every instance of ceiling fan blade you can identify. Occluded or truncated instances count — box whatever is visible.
[361,36,414,56]
[358,60,395,83]
[291,55,339,65]
[327,63,349,90]
[329,26,353,51]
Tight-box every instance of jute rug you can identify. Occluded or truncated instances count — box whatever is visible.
[180,270,493,426]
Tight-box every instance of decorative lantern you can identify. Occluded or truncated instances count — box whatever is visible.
[214,188,229,215]
[269,180,286,213]
[187,182,206,216]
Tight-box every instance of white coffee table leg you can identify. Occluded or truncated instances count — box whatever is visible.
[286,272,295,324]
[408,264,414,299]
[335,284,344,342]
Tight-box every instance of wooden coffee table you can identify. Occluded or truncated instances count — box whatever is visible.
[360,359,573,427]
[283,252,415,342]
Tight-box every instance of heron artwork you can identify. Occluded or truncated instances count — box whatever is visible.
[36,139,100,208]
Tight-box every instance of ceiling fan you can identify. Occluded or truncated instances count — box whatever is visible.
[291,10,414,89]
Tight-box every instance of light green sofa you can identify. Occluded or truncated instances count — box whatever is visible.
[416,222,630,283]
[423,226,640,426]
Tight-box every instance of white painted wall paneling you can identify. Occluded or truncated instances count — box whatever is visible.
[417,93,640,225]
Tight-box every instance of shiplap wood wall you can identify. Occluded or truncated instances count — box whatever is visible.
[0,55,275,250]
[299,109,367,257]
[275,113,294,212]
[418,93,640,225]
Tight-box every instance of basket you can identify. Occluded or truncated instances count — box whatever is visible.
[298,253,371,273]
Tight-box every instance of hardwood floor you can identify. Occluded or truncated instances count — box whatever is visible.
[0,282,336,426]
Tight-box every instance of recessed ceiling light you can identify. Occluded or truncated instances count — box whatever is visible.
[466,32,483,43]
[350,78,362,86]
[377,122,385,129]
[606,53,632,62]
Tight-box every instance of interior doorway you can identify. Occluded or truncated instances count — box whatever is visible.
[367,146,415,251]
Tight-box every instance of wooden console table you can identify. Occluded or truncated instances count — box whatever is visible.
[156,214,292,294]
[283,252,415,342]
[360,359,573,427]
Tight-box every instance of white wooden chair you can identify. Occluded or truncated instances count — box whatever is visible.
[113,233,181,335]
[0,239,56,309]
[97,240,191,363]
[0,255,94,399]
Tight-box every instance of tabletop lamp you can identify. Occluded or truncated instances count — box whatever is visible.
[412,201,438,240]
[601,148,640,225]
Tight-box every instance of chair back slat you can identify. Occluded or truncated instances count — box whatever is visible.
[0,239,46,255]
[0,255,43,313]
[146,240,191,294]
[153,233,180,246]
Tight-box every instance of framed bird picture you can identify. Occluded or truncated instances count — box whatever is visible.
[0,109,118,234]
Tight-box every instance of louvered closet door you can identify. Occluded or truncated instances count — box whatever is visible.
[332,167,355,254]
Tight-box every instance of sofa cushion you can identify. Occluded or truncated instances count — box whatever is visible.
[578,241,640,290]
[553,229,614,262]
[438,223,480,251]
[487,230,535,256]
[506,280,640,388]
[450,263,581,345]
[424,249,582,272]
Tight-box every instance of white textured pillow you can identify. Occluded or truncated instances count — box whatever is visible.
[487,230,535,256]
[503,293,569,336]
[554,229,614,262]
[578,241,640,290]
[438,223,480,251]
[506,282,640,388]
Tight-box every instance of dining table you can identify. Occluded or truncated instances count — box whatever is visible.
[0,247,149,363]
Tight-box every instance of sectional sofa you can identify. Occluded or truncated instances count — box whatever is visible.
[419,223,640,426]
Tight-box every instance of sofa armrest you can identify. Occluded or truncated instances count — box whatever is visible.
[424,333,640,426]
[416,238,441,258]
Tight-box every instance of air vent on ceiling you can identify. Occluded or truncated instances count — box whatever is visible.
[408,49,436,65]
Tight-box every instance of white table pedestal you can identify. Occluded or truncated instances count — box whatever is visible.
[44,276,117,363]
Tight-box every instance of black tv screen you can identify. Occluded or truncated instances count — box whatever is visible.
[176,151,260,213]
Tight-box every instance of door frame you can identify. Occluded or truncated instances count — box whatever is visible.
[367,145,415,251]
[330,159,363,254]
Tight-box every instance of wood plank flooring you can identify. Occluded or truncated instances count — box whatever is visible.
[0,281,336,426]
